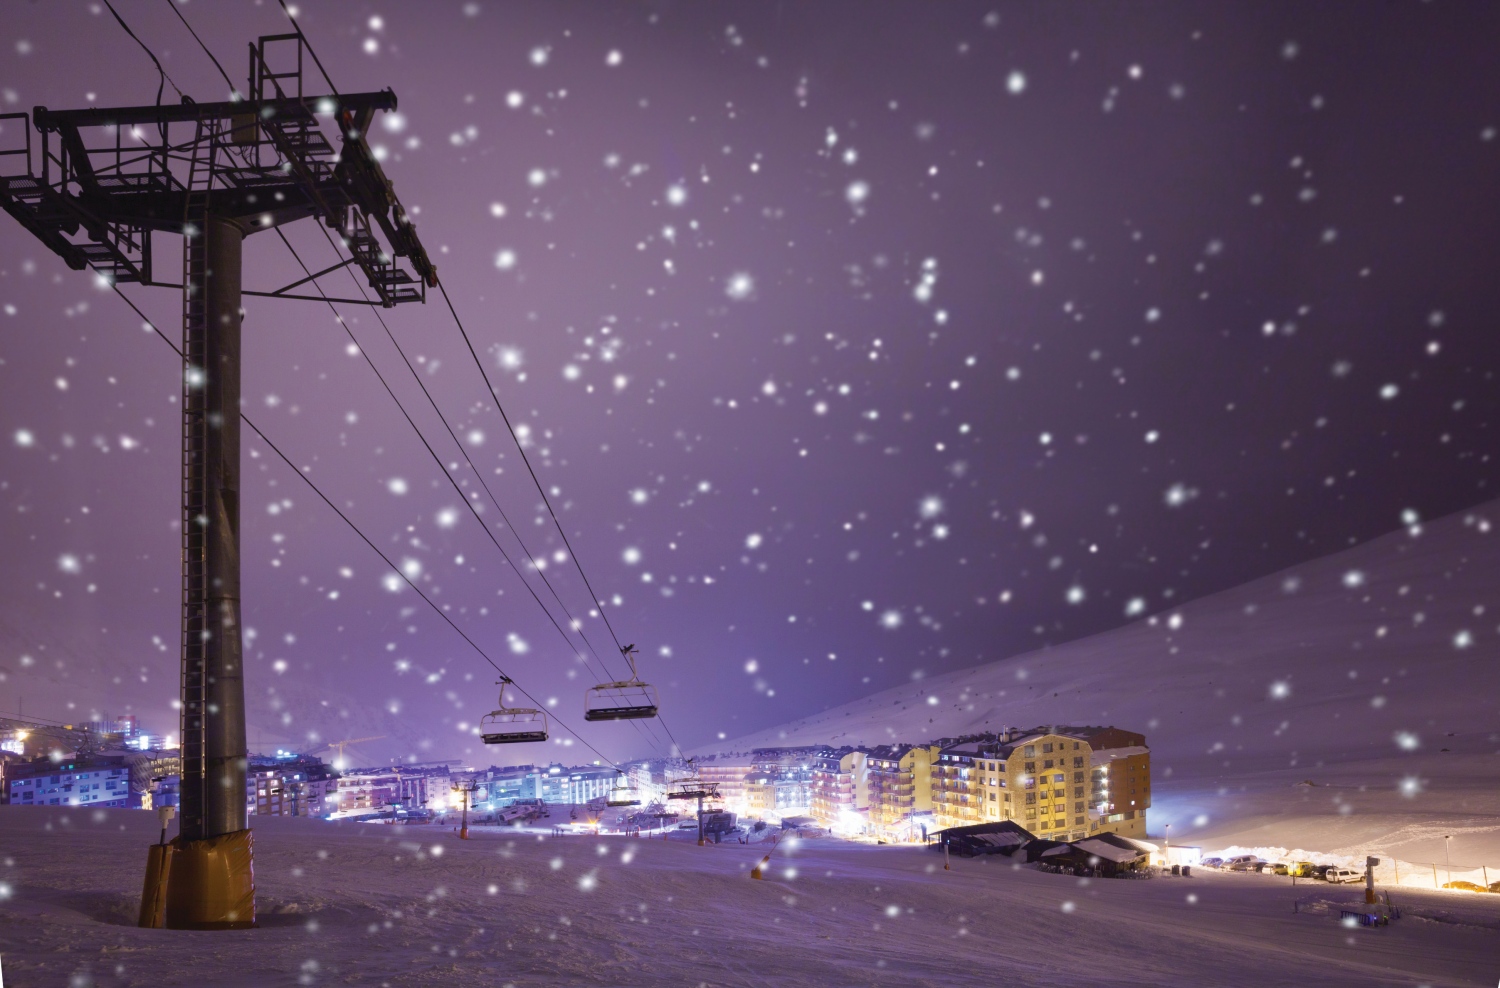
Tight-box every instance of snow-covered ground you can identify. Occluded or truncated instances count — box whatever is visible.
[1,805,1498,987]
[698,503,1500,875]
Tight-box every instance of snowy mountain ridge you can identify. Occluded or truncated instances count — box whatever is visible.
[699,499,1500,776]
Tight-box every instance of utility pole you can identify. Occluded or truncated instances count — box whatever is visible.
[0,33,432,930]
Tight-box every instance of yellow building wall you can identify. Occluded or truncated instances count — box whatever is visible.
[906,745,937,813]
[1004,733,1093,840]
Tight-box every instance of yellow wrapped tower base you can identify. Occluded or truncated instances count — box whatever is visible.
[164,829,257,930]
[137,843,174,928]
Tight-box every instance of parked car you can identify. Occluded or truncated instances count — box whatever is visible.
[1309,864,1334,880]
[1266,862,1290,875]
[1201,857,1225,870]
[1325,867,1363,884]
[1288,861,1318,878]
[1226,855,1262,872]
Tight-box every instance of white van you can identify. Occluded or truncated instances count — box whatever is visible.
[1325,867,1362,884]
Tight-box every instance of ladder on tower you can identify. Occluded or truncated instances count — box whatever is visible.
[178,118,217,837]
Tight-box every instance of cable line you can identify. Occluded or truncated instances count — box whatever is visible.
[108,284,622,772]
[163,0,239,97]
[171,0,682,760]
[102,0,183,104]
[294,226,673,756]
[268,229,612,682]
[275,0,342,97]
[437,283,689,759]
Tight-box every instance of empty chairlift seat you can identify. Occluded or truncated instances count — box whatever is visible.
[606,772,641,807]
[480,677,549,744]
[584,644,660,722]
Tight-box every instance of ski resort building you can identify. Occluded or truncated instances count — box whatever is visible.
[932,740,984,830]
[5,758,133,808]
[865,744,939,839]
[699,725,1148,840]
[246,753,337,818]
[332,765,450,818]
[533,763,617,805]
[1049,725,1151,839]
[695,754,756,814]
[1087,744,1152,838]
[2,750,182,810]
[809,747,869,832]
[928,725,1151,842]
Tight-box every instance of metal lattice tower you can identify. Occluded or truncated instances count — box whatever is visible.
[0,32,433,928]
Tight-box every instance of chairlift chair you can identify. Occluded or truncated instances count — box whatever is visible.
[480,678,549,744]
[606,772,641,807]
[584,644,660,722]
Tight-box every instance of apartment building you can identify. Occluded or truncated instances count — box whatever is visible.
[5,749,183,809]
[961,732,1080,840]
[246,753,337,818]
[534,763,617,805]
[6,758,133,808]
[931,741,983,830]
[1086,744,1152,838]
[334,765,448,818]
[694,754,755,813]
[935,725,1150,842]
[809,747,868,832]
[865,743,938,839]
[1050,725,1151,839]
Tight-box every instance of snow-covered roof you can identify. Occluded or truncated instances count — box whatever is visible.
[1068,837,1149,863]
[1090,746,1151,764]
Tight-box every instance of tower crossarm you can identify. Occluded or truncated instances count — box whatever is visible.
[1,81,432,306]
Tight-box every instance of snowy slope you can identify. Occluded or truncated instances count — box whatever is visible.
[699,501,1500,864]
[2,806,1499,987]
[705,501,1500,764]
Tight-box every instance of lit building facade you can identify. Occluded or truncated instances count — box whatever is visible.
[334,766,448,818]
[932,741,982,830]
[4,750,182,809]
[246,754,336,818]
[7,758,132,807]
[865,744,938,839]
[809,747,868,832]
[930,726,1150,843]
[693,755,755,814]
[534,763,617,805]
[1088,745,1152,838]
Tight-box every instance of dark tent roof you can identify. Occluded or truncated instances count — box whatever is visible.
[1020,838,1072,863]
[933,820,1036,842]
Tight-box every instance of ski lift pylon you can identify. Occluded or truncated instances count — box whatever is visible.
[480,677,549,744]
[584,644,660,722]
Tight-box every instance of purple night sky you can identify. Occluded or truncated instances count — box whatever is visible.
[2,1,1499,766]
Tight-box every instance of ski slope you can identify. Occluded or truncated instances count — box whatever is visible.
[1,806,1498,987]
